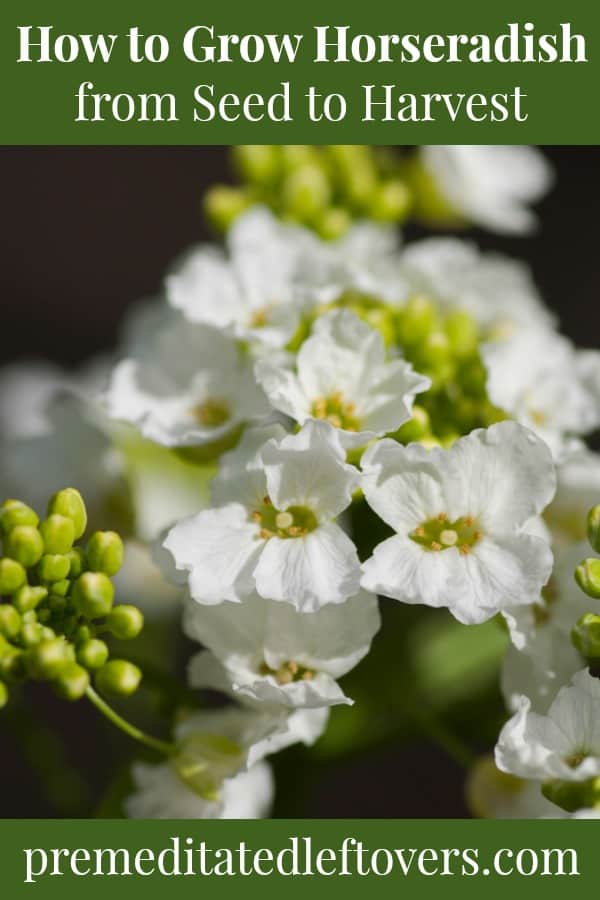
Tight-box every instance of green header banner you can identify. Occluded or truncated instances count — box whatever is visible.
[0,0,598,143]
[2,818,599,896]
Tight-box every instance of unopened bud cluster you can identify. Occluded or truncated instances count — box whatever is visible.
[0,489,143,707]
[205,145,411,239]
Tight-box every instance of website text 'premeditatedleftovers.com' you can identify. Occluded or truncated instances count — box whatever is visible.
[23,836,581,883]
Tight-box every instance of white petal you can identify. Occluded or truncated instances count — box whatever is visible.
[261,420,359,518]
[163,505,263,604]
[254,523,361,612]
[361,439,445,533]
[444,421,556,529]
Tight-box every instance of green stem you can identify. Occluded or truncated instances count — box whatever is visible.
[85,685,176,757]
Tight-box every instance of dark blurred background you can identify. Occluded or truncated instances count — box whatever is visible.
[0,146,598,818]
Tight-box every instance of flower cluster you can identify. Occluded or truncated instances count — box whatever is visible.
[2,144,600,821]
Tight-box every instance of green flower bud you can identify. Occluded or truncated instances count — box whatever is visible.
[0,499,39,534]
[396,296,437,347]
[575,558,600,599]
[203,185,252,233]
[0,558,27,595]
[86,531,124,577]
[50,579,70,598]
[75,625,93,644]
[40,515,75,555]
[416,331,452,369]
[3,525,44,568]
[21,610,37,625]
[13,585,47,614]
[368,179,411,223]
[72,572,114,619]
[21,622,45,647]
[232,144,279,185]
[1,647,26,682]
[392,404,431,444]
[279,144,317,173]
[106,605,144,640]
[587,506,600,554]
[27,638,73,681]
[282,164,330,222]
[339,158,377,209]
[37,554,71,584]
[66,547,86,579]
[444,310,479,359]
[0,680,7,708]
[571,613,600,659]
[77,638,109,670]
[54,663,89,701]
[95,659,141,696]
[48,488,87,540]
[314,207,352,241]
[0,605,21,639]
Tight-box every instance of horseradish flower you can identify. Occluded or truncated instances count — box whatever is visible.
[163,420,361,611]
[126,759,274,819]
[256,310,430,448]
[482,330,600,456]
[184,588,380,709]
[360,421,556,625]
[416,146,553,234]
[496,669,600,782]
[126,703,286,817]
[104,311,267,449]
[166,208,310,347]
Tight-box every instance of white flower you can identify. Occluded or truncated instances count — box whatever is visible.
[496,669,600,782]
[482,330,600,457]
[184,588,380,709]
[418,145,553,234]
[126,761,274,819]
[166,208,309,347]
[104,311,267,448]
[256,310,430,448]
[163,421,361,612]
[399,238,554,338]
[360,421,555,625]
[501,542,590,713]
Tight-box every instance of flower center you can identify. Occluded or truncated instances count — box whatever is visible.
[251,496,318,539]
[311,391,361,431]
[410,513,482,555]
[189,397,231,428]
[249,305,273,329]
[259,659,316,685]
[565,751,588,769]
